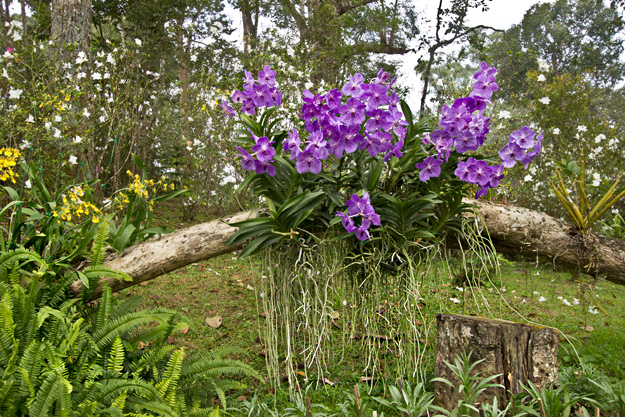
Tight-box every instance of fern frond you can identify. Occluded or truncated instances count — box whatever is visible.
[96,286,113,331]
[90,224,110,266]
[156,349,186,405]
[122,396,179,417]
[108,336,125,375]
[28,371,65,417]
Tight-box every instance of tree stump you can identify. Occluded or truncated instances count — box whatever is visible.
[434,314,559,410]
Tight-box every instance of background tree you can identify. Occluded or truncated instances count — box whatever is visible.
[415,0,502,117]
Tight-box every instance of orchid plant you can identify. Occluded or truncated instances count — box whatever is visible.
[224,63,542,256]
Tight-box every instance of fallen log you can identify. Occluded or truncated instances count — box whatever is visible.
[71,200,625,299]
[469,199,625,287]
[70,210,257,299]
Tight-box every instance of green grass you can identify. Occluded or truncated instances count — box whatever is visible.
[125,252,625,406]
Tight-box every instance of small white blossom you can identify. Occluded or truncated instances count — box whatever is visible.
[73,136,82,144]
[83,108,91,118]
[2,68,10,79]
[134,38,142,47]
[538,296,546,302]
[594,134,605,143]
[450,297,461,304]
[26,114,34,123]
[52,128,61,138]
[552,127,560,135]
[75,51,87,64]
[77,72,86,79]
[92,72,102,80]
[588,306,598,315]
[190,54,197,62]
[8,88,22,99]
[577,125,588,132]
[537,74,546,82]
[54,115,62,122]
[573,298,580,305]
[562,299,571,306]
[44,121,52,130]
[24,179,31,189]
[99,115,107,123]
[524,174,533,182]
[68,155,78,165]
[498,110,511,119]
[539,96,551,105]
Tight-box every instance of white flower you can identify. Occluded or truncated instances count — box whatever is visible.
[3,50,13,58]
[498,110,511,119]
[83,108,90,118]
[533,291,540,295]
[135,38,142,47]
[8,88,22,99]
[588,306,598,315]
[52,128,61,138]
[552,127,560,135]
[562,299,571,306]
[612,208,620,215]
[26,114,34,123]
[539,97,551,105]
[106,54,115,65]
[577,125,588,132]
[537,74,546,82]
[77,72,86,79]
[594,134,605,143]
[538,60,550,71]
[68,155,78,165]
[450,297,461,304]
[2,68,10,79]
[99,115,107,123]
[573,298,580,305]
[538,296,546,302]
[20,140,31,149]
[24,179,31,189]
[103,72,110,79]
[44,121,52,130]
[92,72,102,80]
[304,82,313,90]
[75,51,87,64]
[190,54,197,62]
[455,286,464,292]
[73,136,82,144]
[524,174,533,182]
[54,115,61,122]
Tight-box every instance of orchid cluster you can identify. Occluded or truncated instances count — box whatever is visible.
[235,134,278,176]
[282,69,407,174]
[221,65,282,117]
[336,191,381,241]
[418,62,542,198]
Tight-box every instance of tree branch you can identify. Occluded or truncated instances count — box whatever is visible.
[335,0,378,16]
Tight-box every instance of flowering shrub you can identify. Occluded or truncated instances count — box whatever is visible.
[225,62,541,253]
[0,147,21,183]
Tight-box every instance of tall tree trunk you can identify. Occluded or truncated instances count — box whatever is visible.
[50,0,91,51]
[240,0,258,56]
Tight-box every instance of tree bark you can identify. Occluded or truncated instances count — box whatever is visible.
[467,199,625,286]
[51,0,91,50]
[70,211,257,299]
[72,200,625,300]
[434,314,559,410]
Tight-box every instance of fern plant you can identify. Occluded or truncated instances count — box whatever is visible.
[0,224,261,416]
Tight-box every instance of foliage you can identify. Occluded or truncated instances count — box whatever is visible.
[371,379,442,417]
[518,380,590,417]
[551,155,625,236]
[432,351,503,416]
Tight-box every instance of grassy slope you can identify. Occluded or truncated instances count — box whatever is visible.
[124,251,625,405]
